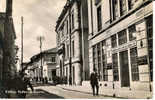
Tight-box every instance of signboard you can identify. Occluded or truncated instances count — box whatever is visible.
[137,55,148,65]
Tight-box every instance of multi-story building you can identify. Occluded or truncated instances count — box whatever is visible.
[88,0,153,98]
[0,0,16,81]
[0,13,5,81]
[28,48,57,83]
[55,0,89,85]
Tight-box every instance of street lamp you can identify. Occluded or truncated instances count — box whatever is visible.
[37,28,45,83]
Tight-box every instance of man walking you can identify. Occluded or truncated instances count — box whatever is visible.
[90,68,99,96]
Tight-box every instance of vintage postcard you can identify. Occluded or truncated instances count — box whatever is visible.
[0,0,153,99]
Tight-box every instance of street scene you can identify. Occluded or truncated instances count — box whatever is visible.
[0,0,153,99]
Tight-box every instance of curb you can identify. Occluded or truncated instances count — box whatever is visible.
[56,85,125,99]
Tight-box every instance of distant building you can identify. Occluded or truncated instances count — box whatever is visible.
[27,48,57,83]
[88,0,153,98]
[55,0,89,85]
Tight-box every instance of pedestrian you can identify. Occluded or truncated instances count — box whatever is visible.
[16,73,34,98]
[90,68,99,96]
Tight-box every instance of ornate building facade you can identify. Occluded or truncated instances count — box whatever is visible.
[55,0,89,85]
[88,0,153,98]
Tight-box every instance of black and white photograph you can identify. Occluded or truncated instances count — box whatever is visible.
[0,0,153,99]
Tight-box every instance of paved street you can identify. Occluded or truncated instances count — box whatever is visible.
[26,85,112,99]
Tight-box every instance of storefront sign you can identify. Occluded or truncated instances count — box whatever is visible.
[112,41,136,53]
[107,63,112,69]
[137,55,148,65]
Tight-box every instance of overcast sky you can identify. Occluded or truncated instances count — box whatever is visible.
[6,0,66,62]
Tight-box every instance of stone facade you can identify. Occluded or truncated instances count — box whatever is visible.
[55,0,89,85]
[87,0,153,98]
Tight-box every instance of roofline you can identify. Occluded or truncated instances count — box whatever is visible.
[55,0,79,32]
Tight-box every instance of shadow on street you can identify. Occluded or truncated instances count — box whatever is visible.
[26,89,64,99]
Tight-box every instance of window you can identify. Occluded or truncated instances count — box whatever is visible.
[66,20,68,34]
[112,0,119,20]
[71,11,74,30]
[61,23,64,37]
[146,15,153,81]
[128,0,135,10]
[67,44,70,59]
[102,40,108,81]
[97,43,101,80]
[111,34,117,48]
[118,29,127,45]
[72,41,75,57]
[130,48,139,81]
[112,53,119,81]
[93,46,97,71]
[120,0,127,16]
[51,57,56,63]
[97,6,102,31]
[128,24,136,41]
[95,0,101,5]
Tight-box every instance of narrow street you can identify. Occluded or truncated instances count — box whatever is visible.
[26,85,112,99]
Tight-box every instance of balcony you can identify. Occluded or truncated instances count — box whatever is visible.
[58,43,65,55]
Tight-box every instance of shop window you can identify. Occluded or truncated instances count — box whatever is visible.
[128,0,135,10]
[111,34,117,48]
[112,53,119,81]
[128,24,136,41]
[102,41,108,81]
[120,0,127,16]
[95,0,101,5]
[97,6,102,31]
[130,47,139,81]
[112,0,119,20]
[118,29,127,45]
[146,15,153,81]
[97,43,101,80]
[93,46,97,71]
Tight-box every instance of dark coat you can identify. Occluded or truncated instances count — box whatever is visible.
[90,72,99,85]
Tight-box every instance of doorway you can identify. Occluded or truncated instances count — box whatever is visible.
[72,66,75,85]
[119,50,130,87]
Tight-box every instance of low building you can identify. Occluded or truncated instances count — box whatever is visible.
[55,0,89,85]
[88,0,153,98]
[28,48,57,83]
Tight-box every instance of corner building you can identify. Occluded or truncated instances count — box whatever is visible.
[55,0,89,85]
[88,0,153,98]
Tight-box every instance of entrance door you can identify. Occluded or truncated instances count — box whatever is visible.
[119,50,130,87]
[72,66,75,85]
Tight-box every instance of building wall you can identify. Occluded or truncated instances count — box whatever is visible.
[56,0,89,85]
[0,14,5,81]
[88,0,153,98]
[56,1,82,85]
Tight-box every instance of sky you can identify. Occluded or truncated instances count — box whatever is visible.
[1,0,66,62]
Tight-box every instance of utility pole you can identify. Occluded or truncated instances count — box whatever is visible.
[37,35,44,83]
[21,16,24,70]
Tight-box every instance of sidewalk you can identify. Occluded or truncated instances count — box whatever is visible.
[56,84,121,98]
[56,84,153,99]
[57,84,92,95]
